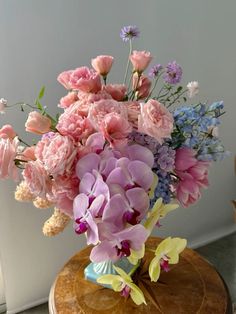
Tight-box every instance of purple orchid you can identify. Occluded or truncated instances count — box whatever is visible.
[73,193,105,245]
[90,224,149,263]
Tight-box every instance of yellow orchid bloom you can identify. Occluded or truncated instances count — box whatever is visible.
[97,265,146,305]
[128,244,145,265]
[144,198,179,234]
[148,172,158,199]
[149,237,187,282]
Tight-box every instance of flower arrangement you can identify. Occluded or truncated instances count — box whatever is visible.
[0,25,228,305]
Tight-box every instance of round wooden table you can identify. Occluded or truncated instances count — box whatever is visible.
[49,237,232,313]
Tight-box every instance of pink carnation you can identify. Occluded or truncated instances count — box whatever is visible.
[22,146,36,161]
[58,92,78,109]
[126,101,140,129]
[23,160,52,198]
[57,70,73,90]
[69,67,101,93]
[138,99,173,143]
[129,50,152,73]
[91,55,114,76]
[88,99,128,130]
[100,112,132,148]
[35,133,77,177]
[102,84,127,101]
[0,137,18,180]
[57,103,94,142]
[175,148,211,207]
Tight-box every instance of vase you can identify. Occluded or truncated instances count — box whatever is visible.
[84,258,134,286]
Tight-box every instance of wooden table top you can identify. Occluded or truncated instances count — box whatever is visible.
[49,237,232,314]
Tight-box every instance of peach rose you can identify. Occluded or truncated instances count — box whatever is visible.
[138,99,173,143]
[132,74,151,99]
[91,55,114,76]
[0,124,17,140]
[35,133,77,177]
[102,84,127,101]
[25,111,51,135]
[100,112,132,148]
[0,137,18,180]
[69,67,101,93]
[129,50,152,73]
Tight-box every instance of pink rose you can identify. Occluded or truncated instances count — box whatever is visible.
[35,133,77,177]
[100,112,132,148]
[174,148,210,207]
[129,50,152,73]
[25,111,51,135]
[69,67,101,93]
[57,102,94,142]
[88,99,128,130]
[57,70,73,90]
[126,101,140,129]
[58,91,78,109]
[0,124,17,140]
[91,55,114,76]
[0,137,18,180]
[23,160,52,198]
[102,84,127,101]
[138,99,173,143]
[132,74,151,99]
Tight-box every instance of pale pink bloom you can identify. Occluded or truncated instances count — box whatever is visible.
[187,81,199,98]
[75,90,112,117]
[22,146,36,161]
[88,99,128,130]
[77,132,105,158]
[58,91,78,109]
[91,55,114,76]
[23,160,52,198]
[102,84,127,101]
[35,133,77,177]
[175,148,210,207]
[100,112,132,148]
[126,101,140,128]
[25,111,51,135]
[0,124,17,140]
[0,137,18,180]
[129,50,152,73]
[49,175,79,217]
[69,67,101,93]
[0,98,7,114]
[138,99,173,143]
[57,70,73,89]
[57,103,94,142]
[132,73,152,99]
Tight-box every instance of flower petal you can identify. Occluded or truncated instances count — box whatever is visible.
[149,256,161,282]
[129,282,147,305]
[76,153,100,179]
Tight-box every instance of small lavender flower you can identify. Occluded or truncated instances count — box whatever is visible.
[148,64,163,78]
[120,25,140,42]
[163,61,182,84]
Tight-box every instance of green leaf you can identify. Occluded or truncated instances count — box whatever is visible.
[176,86,183,93]
[38,86,45,99]
[36,100,43,111]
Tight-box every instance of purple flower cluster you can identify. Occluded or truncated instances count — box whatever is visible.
[120,25,140,42]
[148,64,163,78]
[73,143,154,263]
[163,61,182,85]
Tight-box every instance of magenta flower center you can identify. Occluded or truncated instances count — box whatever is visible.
[160,256,170,272]
[75,218,88,234]
[121,285,131,298]
[117,240,131,257]
[123,209,140,225]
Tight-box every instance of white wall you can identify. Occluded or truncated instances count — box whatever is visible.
[0,0,235,312]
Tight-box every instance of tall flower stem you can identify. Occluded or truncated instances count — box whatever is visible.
[128,259,141,277]
[145,71,164,102]
[123,40,133,85]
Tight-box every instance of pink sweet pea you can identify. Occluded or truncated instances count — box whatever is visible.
[0,124,17,140]
[0,137,18,180]
[69,67,101,93]
[129,50,152,73]
[103,84,127,101]
[138,99,174,144]
[91,55,114,76]
[175,148,211,207]
[25,111,51,135]
[57,70,73,90]
[35,133,77,177]
[100,112,132,148]
[132,74,151,99]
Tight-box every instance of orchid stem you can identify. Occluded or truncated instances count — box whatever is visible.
[128,259,141,277]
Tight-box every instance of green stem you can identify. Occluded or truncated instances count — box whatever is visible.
[128,259,141,277]
[103,76,107,85]
[123,40,133,85]
[18,138,30,147]
[167,89,187,108]
[146,71,164,102]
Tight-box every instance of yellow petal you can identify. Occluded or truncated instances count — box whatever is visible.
[159,203,179,218]
[148,172,158,199]
[129,282,147,305]
[149,256,161,282]
[155,237,172,257]
[128,244,145,265]
[113,265,132,283]
[168,238,187,264]
[111,278,123,292]
[97,274,121,286]
[144,198,163,234]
